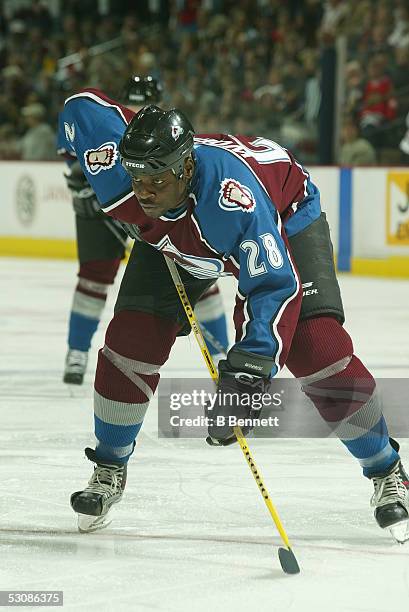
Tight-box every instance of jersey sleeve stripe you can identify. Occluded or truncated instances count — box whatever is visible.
[195,136,289,202]
[64,91,129,125]
[102,189,134,212]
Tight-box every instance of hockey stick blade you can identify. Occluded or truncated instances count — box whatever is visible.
[278,547,300,574]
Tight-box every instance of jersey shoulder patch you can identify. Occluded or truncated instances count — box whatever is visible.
[218,178,256,213]
[84,141,118,175]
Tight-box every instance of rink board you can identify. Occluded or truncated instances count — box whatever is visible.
[0,161,408,277]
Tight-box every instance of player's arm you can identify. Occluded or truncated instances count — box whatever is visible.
[229,208,300,377]
[57,112,102,219]
[58,95,134,220]
[207,205,300,446]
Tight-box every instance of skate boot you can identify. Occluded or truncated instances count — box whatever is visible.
[371,460,409,543]
[63,349,88,385]
[71,448,127,533]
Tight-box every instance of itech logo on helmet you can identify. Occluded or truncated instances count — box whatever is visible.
[125,161,145,168]
[84,142,118,175]
[218,178,256,213]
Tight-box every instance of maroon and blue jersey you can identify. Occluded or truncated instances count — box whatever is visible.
[57,89,322,375]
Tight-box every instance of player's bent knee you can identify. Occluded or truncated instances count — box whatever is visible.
[104,310,180,365]
[95,311,181,404]
[286,316,354,378]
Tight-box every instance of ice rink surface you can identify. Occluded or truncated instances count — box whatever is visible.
[1,257,409,612]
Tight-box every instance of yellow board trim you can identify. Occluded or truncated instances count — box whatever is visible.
[351,257,409,278]
[0,237,77,259]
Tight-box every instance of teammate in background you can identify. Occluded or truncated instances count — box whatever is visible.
[60,76,228,384]
[58,93,409,542]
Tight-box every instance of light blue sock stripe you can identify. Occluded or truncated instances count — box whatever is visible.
[341,417,399,477]
[342,417,388,458]
[361,443,398,477]
[68,312,99,351]
[94,415,142,446]
[96,440,136,464]
[94,415,143,464]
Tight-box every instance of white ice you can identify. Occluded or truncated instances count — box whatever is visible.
[1,257,409,612]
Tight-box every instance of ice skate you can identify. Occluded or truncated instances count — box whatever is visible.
[371,460,409,543]
[71,448,127,533]
[63,349,88,385]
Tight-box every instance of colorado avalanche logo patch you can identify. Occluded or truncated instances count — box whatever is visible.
[218,178,256,213]
[84,141,118,175]
[171,125,184,140]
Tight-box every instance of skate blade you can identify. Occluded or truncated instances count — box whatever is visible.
[388,519,409,544]
[77,512,113,533]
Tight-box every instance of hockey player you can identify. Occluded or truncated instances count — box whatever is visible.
[60,77,228,384]
[58,93,409,541]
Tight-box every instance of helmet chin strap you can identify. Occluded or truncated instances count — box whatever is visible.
[174,177,190,208]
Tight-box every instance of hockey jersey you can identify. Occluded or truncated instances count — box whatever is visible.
[57,89,322,375]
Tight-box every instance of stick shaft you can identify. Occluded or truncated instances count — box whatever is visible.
[200,324,227,356]
[164,255,294,551]
[164,256,218,383]
[233,427,291,549]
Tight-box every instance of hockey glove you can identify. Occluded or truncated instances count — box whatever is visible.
[64,160,101,219]
[206,357,271,446]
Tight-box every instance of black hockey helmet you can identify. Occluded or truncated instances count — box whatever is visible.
[119,75,163,106]
[119,105,195,179]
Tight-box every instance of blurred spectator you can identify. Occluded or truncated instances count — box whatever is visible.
[344,61,364,116]
[339,116,377,165]
[359,54,397,147]
[391,46,409,91]
[0,0,406,165]
[320,0,348,40]
[300,50,321,126]
[388,3,409,49]
[369,23,392,56]
[19,103,57,161]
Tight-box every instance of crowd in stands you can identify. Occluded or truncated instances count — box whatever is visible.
[0,0,408,164]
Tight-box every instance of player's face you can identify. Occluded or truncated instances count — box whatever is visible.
[131,159,193,219]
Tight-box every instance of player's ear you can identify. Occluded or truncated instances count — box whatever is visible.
[184,156,194,180]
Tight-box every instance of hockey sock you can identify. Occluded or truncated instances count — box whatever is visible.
[94,310,180,464]
[195,285,228,356]
[68,259,121,351]
[286,317,399,477]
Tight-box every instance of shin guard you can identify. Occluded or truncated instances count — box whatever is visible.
[94,311,180,463]
[286,317,399,476]
[68,259,121,351]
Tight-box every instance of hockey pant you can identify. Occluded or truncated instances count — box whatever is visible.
[69,217,228,355]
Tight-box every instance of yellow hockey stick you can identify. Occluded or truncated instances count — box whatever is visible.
[164,255,300,574]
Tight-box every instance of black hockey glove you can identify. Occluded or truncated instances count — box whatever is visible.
[64,161,101,219]
[205,351,272,447]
